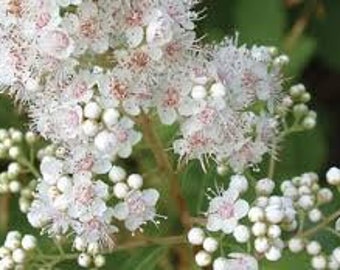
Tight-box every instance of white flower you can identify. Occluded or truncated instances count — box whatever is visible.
[40,156,64,185]
[112,189,160,232]
[206,188,249,234]
[213,254,258,270]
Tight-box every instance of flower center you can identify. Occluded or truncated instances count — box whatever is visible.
[218,202,235,219]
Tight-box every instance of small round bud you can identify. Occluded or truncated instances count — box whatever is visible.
[109,166,127,183]
[25,132,37,144]
[8,163,21,177]
[94,131,116,153]
[113,183,129,199]
[21,235,37,251]
[308,208,322,223]
[9,146,20,159]
[7,231,22,242]
[333,248,340,264]
[233,225,250,243]
[210,83,226,98]
[288,238,304,253]
[87,243,99,255]
[78,253,91,268]
[12,248,26,264]
[274,55,289,66]
[82,120,99,137]
[1,256,14,269]
[229,175,248,194]
[252,222,267,237]
[11,131,23,143]
[302,117,316,130]
[293,104,308,118]
[254,237,269,253]
[265,246,282,261]
[256,178,275,195]
[248,207,265,222]
[265,208,284,224]
[195,250,211,267]
[74,237,87,252]
[0,247,10,257]
[301,92,311,103]
[94,254,106,268]
[290,84,305,97]
[213,257,228,270]
[84,102,102,119]
[187,227,205,245]
[311,255,327,270]
[191,85,207,100]
[102,109,120,127]
[326,167,340,186]
[298,195,315,210]
[306,241,321,256]
[267,225,281,239]
[9,181,21,193]
[127,174,143,190]
[203,237,218,253]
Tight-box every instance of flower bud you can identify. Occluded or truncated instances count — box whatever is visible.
[187,227,205,245]
[195,250,211,267]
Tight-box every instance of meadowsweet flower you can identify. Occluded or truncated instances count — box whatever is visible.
[206,188,249,234]
[112,189,160,232]
[214,253,258,270]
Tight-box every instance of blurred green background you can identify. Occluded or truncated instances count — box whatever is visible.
[1,0,340,269]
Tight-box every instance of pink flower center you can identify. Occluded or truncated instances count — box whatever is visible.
[241,71,260,89]
[80,18,98,39]
[129,51,150,70]
[126,10,143,26]
[163,88,180,107]
[68,110,81,127]
[218,202,235,219]
[6,0,23,18]
[109,79,128,100]
[73,81,88,99]
[76,185,95,204]
[36,12,51,29]
[198,107,216,125]
[77,154,94,171]
[127,196,146,215]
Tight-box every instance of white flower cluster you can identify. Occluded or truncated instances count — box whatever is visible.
[0,231,37,270]
[27,157,160,250]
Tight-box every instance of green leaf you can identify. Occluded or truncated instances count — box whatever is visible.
[261,251,310,270]
[120,247,167,270]
[234,0,286,46]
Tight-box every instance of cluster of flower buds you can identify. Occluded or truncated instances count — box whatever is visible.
[0,231,37,270]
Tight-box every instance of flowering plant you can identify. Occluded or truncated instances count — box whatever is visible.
[0,1,339,270]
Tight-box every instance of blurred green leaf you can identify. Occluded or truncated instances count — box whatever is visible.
[234,0,286,45]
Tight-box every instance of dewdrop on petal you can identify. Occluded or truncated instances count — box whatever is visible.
[187,227,205,245]
[109,166,126,183]
[195,250,212,267]
[127,174,143,190]
[78,253,91,268]
[203,237,218,253]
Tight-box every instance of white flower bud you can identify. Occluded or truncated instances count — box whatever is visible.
[328,256,340,270]
[82,120,99,137]
[1,256,14,269]
[21,235,37,251]
[311,255,326,269]
[9,146,20,159]
[256,178,275,195]
[102,109,120,128]
[288,238,304,253]
[326,167,340,186]
[87,243,99,255]
[94,131,116,153]
[25,132,37,144]
[9,181,21,193]
[308,208,322,223]
[255,196,268,208]
[94,254,106,268]
[317,188,333,204]
[109,166,127,183]
[274,55,289,66]
[267,225,281,239]
[6,231,21,242]
[195,250,211,267]
[298,195,315,210]
[252,222,267,237]
[210,83,226,98]
[11,131,23,143]
[84,102,102,119]
[12,248,26,264]
[265,246,282,261]
[191,85,207,100]
[248,207,265,222]
[290,84,306,97]
[187,227,205,245]
[217,165,228,176]
[213,257,228,270]
[254,237,269,253]
[332,248,340,264]
[113,183,129,199]
[233,225,250,243]
[74,237,87,252]
[78,253,91,268]
[57,176,72,193]
[127,174,143,190]
[203,237,218,253]
[265,207,284,224]
[303,117,316,130]
[0,247,10,257]
[229,175,248,194]
[7,163,21,178]
[306,241,322,256]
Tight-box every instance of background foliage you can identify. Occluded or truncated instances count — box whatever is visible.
[1,0,339,269]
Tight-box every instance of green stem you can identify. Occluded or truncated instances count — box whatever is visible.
[18,156,40,179]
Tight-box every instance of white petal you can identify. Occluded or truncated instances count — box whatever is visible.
[112,203,129,220]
